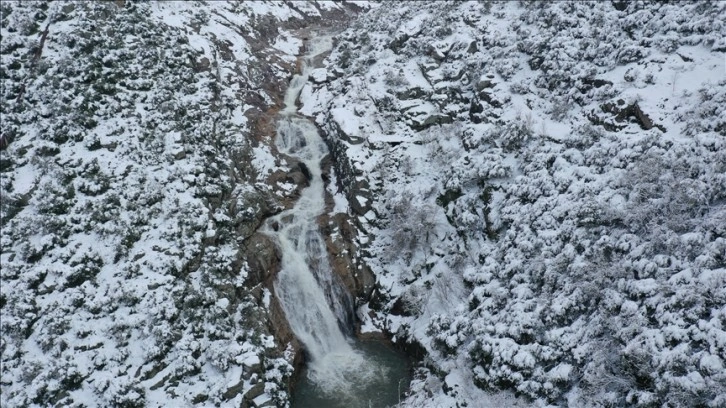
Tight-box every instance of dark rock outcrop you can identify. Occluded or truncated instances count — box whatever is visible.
[589,100,666,132]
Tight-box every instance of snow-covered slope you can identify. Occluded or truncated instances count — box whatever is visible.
[0,1,359,407]
[302,1,726,406]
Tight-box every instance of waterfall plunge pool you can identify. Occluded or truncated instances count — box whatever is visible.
[292,340,413,408]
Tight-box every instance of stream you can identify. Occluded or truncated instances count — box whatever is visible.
[263,33,412,407]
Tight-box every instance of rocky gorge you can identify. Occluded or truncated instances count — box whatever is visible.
[3,1,725,407]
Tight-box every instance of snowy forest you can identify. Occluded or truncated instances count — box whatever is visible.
[2,1,725,408]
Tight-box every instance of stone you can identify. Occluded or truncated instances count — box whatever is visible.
[427,44,446,61]
[396,87,428,100]
[469,99,484,124]
[308,68,329,84]
[388,33,410,53]
[479,90,502,108]
[195,57,211,73]
[243,233,281,286]
[476,75,495,92]
[244,382,265,401]
[297,162,312,181]
[252,393,276,408]
[411,113,453,131]
[593,101,665,132]
[332,121,366,145]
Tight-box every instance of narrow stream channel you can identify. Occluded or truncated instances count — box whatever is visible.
[263,33,412,407]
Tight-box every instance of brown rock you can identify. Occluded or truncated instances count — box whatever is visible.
[243,233,281,287]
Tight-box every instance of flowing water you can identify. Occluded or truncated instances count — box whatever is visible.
[263,33,411,407]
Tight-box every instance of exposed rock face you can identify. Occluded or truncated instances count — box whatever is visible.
[590,100,667,132]
[243,233,281,287]
[318,211,376,301]
[320,132,374,217]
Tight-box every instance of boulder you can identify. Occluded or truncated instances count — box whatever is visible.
[475,74,496,92]
[591,100,666,132]
[411,113,453,131]
[396,86,428,100]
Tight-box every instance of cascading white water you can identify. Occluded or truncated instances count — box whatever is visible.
[264,34,386,400]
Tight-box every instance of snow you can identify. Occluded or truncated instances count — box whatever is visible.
[11,163,36,195]
[262,288,271,308]
[253,393,274,406]
[330,107,364,139]
[251,145,280,176]
[357,303,380,334]
[325,171,349,214]
[272,33,303,56]
[309,67,328,83]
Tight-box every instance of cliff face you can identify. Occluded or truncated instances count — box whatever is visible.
[0,2,361,407]
[302,1,726,406]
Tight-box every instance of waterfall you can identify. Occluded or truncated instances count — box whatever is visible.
[264,33,384,398]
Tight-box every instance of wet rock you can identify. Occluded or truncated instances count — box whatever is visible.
[319,213,376,300]
[297,162,312,181]
[231,190,276,240]
[317,155,376,301]
[320,153,333,184]
[286,170,309,187]
[267,291,303,362]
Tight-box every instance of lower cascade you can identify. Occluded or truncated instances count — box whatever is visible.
[264,33,410,407]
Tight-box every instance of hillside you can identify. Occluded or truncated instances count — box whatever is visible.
[302,1,726,406]
[0,1,358,407]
